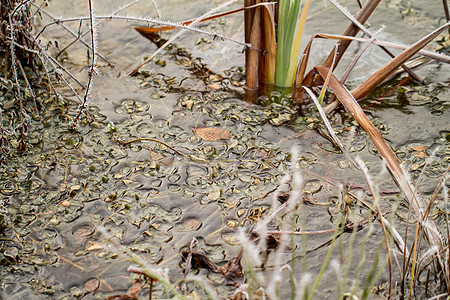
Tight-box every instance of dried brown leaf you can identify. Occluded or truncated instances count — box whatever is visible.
[130,280,141,295]
[413,152,428,158]
[411,145,428,151]
[218,251,243,287]
[193,127,232,141]
[208,83,221,90]
[84,278,100,292]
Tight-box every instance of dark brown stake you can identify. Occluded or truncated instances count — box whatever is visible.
[149,278,154,300]
[244,0,262,95]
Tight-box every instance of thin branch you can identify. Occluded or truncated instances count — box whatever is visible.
[32,3,114,68]
[55,0,140,59]
[122,137,187,157]
[128,0,240,75]
[72,0,97,126]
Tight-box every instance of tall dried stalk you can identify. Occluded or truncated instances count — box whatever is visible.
[244,0,262,93]
[314,66,450,288]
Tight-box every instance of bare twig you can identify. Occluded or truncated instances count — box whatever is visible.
[32,3,114,68]
[122,137,187,157]
[56,0,140,59]
[128,0,240,75]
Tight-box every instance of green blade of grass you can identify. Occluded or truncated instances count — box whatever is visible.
[275,0,304,87]
[284,0,310,87]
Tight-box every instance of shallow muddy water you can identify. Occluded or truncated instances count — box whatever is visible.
[0,0,449,299]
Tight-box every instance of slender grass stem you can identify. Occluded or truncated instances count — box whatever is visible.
[307,223,340,300]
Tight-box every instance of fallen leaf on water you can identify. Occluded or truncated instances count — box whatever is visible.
[411,145,428,151]
[413,152,429,158]
[193,127,232,141]
[86,242,103,251]
[208,83,221,90]
[84,278,100,292]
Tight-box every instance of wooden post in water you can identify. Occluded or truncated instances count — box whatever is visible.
[244,0,262,102]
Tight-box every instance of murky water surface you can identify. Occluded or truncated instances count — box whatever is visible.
[0,0,449,299]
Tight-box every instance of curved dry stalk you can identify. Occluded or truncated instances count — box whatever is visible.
[302,86,358,168]
[137,2,273,33]
[323,22,450,114]
[314,65,449,286]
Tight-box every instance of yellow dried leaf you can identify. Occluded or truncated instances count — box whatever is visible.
[193,127,232,141]
[208,83,221,90]
[61,200,71,207]
[86,242,103,251]
[209,75,219,81]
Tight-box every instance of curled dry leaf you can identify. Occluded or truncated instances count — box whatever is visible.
[130,280,141,295]
[218,251,243,287]
[192,127,232,141]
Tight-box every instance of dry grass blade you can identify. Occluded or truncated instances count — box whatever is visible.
[340,28,383,85]
[293,34,316,103]
[327,28,383,104]
[300,33,450,64]
[326,0,422,82]
[302,86,357,168]
[323,0,381,69]
[350,22,449,100]
[315,65,449,284]
[323,22,450,114]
